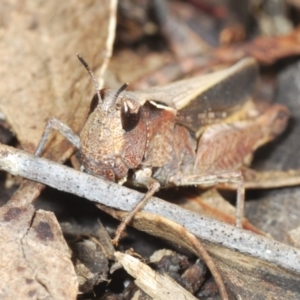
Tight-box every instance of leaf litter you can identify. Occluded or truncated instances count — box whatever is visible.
[1,0,300,299]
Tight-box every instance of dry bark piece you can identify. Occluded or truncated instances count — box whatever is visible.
[115,252,198,300]
[0,203,77,300]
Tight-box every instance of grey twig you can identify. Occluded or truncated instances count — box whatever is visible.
[0,143,300,274]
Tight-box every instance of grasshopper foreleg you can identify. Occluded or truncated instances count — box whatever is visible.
[172,171,245,228]
[35,117,81,156]
[112,168,160,245]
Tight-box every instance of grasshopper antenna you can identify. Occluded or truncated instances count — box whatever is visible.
[112,83,128,104]
[77,54,102,104]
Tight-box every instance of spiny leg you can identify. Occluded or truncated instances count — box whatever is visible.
[35,117,81,156]
[112,169,160,245]
[174,170,245,228]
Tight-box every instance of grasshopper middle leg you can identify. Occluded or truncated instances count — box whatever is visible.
[112,168,161,245]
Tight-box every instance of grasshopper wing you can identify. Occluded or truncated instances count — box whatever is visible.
[129,57,258,132]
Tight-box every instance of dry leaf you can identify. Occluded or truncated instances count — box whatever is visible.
[0,203,77,300]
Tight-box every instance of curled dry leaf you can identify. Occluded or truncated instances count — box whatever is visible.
[1,144,300,298]
[0,203,77,299]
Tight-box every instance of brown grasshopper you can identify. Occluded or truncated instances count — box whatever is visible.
[35,56,289,244]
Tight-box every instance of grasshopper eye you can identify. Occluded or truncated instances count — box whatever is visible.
[121,100,141,131]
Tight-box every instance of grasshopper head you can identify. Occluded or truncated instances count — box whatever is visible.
[79,85,148,182]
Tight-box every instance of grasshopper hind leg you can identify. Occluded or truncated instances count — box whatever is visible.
[171,170,245,228]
